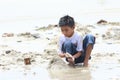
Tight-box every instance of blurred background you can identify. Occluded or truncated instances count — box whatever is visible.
[0,0,120,33]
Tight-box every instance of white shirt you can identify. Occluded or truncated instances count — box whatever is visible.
[58,32,83,54]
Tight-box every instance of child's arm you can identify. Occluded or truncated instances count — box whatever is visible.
[58,53,65,58]
[74,35,83,59]
[58,36,65,58]
[73,51,82,59]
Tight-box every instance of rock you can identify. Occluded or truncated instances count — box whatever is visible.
[24,58,31,65]
[109,53,115,57]
[35,26,46,31]
[35,24,58,31]
[85,25,95,28]
[97,19,107,24]
[54,24,58,27]
[102,34,106,39]
[2,33,14,37]
[17,32,32,38]
[109,22,120,26]
[0,64,5,66]
[5,50,11,54]
[31,33,40,39]
[17,40,22,42]
[102,27,120,40]
[46,37,50,40]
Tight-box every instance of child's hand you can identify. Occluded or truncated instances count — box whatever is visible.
[65,53,74,60]
[65,53,75,65]
[67,57,75,66]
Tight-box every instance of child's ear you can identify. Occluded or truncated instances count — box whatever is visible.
[72,26,75,29]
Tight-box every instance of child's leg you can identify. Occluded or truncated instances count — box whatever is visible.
[83,34,96,67]
[62,40,77,55]
[83,44,93,66]
[62,40,77,65]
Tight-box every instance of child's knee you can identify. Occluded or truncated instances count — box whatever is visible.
[86,34,95,39]
[86,34,96,44]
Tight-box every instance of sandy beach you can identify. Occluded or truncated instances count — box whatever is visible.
[0,20,120,80]
[0,0,120,79]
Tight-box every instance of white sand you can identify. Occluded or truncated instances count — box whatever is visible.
[0,21,120,80]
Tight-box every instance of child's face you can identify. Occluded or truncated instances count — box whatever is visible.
[61,26,74,37]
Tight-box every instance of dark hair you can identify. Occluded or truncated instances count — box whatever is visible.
[59,15,75,27]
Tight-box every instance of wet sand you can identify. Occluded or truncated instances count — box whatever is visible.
[0,21,120,80]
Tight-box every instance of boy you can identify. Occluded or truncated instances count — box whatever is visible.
[58,15,95,67]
